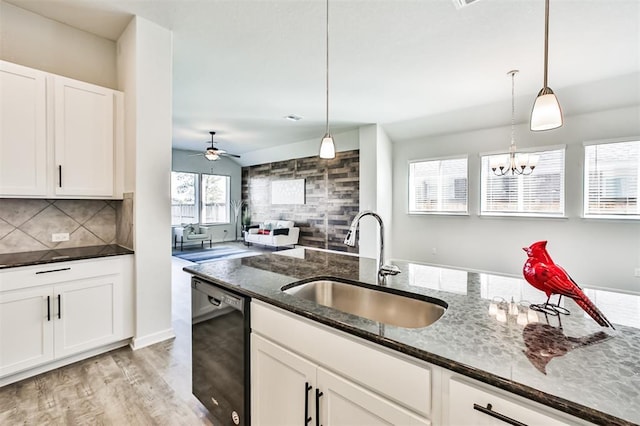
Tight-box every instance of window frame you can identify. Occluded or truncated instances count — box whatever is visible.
[200,173,231,225]
[583,138,640,220]
[171,170,232,225]
[171,171,198,226]
[408,155,469,215]
[479,145,566,218]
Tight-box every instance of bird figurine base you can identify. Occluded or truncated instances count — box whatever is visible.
[529,301,571,317]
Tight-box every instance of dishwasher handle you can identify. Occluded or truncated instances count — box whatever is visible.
[192,279,245,312]
[207,296,222,307]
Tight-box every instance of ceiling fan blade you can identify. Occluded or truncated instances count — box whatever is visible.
[221,153,241,158]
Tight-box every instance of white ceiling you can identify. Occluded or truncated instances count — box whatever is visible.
[7,0,640,157]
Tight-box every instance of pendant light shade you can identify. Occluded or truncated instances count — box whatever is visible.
[319,0,336,159]
[320,133,336,159]
[531,87,562,131]
[530,0,563,131]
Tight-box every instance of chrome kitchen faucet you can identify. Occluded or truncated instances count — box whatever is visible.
[344,210,401,282]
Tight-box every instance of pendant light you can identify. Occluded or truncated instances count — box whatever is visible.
[319,0,336,159]
[491,70,538,176]
[530,0,563,131]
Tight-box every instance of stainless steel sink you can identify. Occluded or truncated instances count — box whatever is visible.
[282,278,447,328]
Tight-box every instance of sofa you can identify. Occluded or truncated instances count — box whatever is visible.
[244,220,300,249]
[174,223,212,251]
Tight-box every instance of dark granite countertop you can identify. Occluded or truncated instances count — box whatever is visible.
[0,244,134,269]
[184,248,640,426]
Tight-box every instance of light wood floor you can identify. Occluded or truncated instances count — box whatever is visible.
[0,242,271,425]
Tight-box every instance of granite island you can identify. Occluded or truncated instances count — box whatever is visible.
[183,248,640,426]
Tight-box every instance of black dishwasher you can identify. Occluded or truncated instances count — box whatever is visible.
[191,277,250,426]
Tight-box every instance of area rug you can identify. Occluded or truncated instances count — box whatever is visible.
[172,245,256,263]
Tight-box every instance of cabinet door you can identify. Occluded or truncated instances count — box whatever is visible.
[0,287,54,376]
[54,76,114,197]
[0,61,47,196]
[53,274,122,358]
[251,334,316,426]
[448,378,570,426]
[317,367,430,426]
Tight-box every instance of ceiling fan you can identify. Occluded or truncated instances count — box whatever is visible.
[200,131,241,161]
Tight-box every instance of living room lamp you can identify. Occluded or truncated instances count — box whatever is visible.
[530,0,563,131]
[319,0,336,159]
[491,70,538,176]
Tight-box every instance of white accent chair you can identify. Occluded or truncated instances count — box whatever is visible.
[174,223,212,251]
[244,220,299,249]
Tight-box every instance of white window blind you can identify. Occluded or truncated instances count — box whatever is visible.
[481,148,565,216]
[409,157,468,214]
[584,140,639,218]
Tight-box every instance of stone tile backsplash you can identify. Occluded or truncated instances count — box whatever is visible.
[241,150,359,252]
[0,198,124,254]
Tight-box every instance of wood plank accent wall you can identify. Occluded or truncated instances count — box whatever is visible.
[241,150,359,253]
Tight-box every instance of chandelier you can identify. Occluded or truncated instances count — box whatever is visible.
[491,70,538,176]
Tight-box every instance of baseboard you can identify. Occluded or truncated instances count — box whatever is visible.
[130,328,176,350]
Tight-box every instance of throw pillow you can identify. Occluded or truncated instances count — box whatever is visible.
[273,228,289,236]
[257,229,271,235]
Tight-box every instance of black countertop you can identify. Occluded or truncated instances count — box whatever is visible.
[0,244,134,269]
[184,248,640,426]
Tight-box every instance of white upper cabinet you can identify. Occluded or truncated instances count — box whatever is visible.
[54,76,115,197]
[0,60,123,199]
[0,61,48,196]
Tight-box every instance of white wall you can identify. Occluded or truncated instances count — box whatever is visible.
[238,128,359,167]
[391,106,640,293]
[118,17,174,349]
[172,149,243,241]
[358,125,393,261]
[0,1,117,89]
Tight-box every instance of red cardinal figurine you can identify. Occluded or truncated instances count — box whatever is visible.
[522,241,614,329]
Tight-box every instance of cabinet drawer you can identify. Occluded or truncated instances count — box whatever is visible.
[449,378,575,426]
[252,301,432,418]
[0,257,123,291]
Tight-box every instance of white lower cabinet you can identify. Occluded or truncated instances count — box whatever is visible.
[251,334,429,426]
[53,275,122,359]
[251,301,432,426]
[251,334,315,425]
[0,256,132,382]
[446,377,584,426]
[317,367,430,425]
[0,286,54,376]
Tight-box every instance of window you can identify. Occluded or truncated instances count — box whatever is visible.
[200,173,230,224]
[409,157,468,214]
[481,148,565,216]
[171,171,231,225]
[584,140,639,218]
[171,172,197,225]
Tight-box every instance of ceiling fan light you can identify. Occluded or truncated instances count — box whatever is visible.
[319,133,336,159]
[205,150,219,161]
[530,88,563,131]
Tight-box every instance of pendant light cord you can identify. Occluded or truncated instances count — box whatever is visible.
[543,0,549,88]
[510,71,516,147]
[325,0,330,134]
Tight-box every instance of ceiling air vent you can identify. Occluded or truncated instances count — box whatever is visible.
[452,0,482,10]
